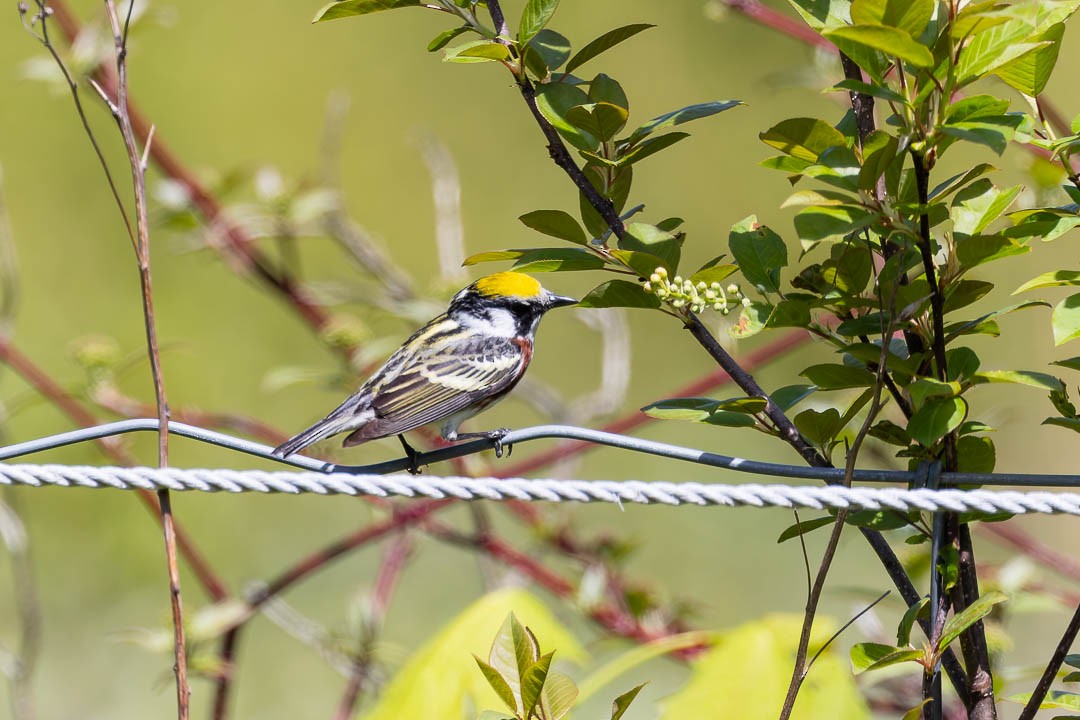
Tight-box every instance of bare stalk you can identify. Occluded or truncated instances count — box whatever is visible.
[98,2,186,714]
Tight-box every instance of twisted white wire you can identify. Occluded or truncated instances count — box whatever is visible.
[3,463,1080,515]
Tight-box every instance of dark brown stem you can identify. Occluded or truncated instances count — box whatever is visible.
[516,81,626,238]
[683,314,827,467]
[1018,602,1080,720]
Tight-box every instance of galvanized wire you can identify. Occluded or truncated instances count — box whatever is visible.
[0,420,1079,514]
[2,461,1080,514]
[1,419,1078,487]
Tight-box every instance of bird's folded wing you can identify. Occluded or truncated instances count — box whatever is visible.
[362,336,525,437]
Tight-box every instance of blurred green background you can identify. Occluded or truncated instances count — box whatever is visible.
[0,1,1078,718]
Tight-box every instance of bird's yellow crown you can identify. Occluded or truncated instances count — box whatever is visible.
[473,271,543,299]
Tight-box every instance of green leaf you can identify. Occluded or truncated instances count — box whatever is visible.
[313,0,421,22]
[520,652,553,716]
[625,101,741,146]
[535,83,598,151]
[475,657,519,713]
[794,407,845,446]
[801,363,876,390]
[518,0,560,44]
[589,73,628,110]
[944,279,994,314]
[428,25,470,52]
[766,299,812,328]
[577,280,660,309]
[1044,416,1080,434]
[691,264,739,286]
[663,616,871,719]
[364,590,583,720]
[777,515,836,543]
[930,163,998,201]
[951,179,1022,236]
[897,598,929,646]
[729,301,769,339]
[868,418,911,445]
[909,397,967,446]
[610,683,646,720]
[565,23,655,75]
[760,118,846,163]
[610,249,671,278]
[771,384,817,411]
[523,29,572,76]
[946,346,981,382]
[512,248,605,273]
[1006,209,1080,243]
[940,114,1027,155]
[859,130,899,191]
[829,79,907,106]
[1053,293,1080,345]
[1006,690,1080,711]
[945,301,1049,342]
[955,19,1043,85]
[850,0,934,36]
[444,40,513,63]
[907,378,960,409]
[992,22,1066,95]
[464,250,526,265]
[956,234,1030,271]
[794,204,875,243]
[957,435,996,473]
[728,216,787,294]
[620,223,681,272]
[640,397,761,427]
[1053,357,1080,373]
[850,642,923,675]
[1015,270,1080,294]
[519,209,587,245]
[616,132,689,167]
[540,671,577,720]
[824,25,934,68]
[938,591,1007,652]
[971,370,1064,392]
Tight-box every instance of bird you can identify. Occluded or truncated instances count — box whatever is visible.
[272,271,576,466]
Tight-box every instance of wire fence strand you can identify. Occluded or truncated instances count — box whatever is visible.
[3,420,1080,515]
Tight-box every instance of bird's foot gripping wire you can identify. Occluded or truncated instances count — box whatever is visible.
[397,435,423,475]
[457,428,513,459]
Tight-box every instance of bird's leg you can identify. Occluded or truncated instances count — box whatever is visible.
[454,428,513,459]
[398,434,423,475]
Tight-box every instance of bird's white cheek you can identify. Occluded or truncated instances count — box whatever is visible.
[460,307,518,337]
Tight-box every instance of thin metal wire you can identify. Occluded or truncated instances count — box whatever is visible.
[1,419,1079,488]
[3,463,1080,514]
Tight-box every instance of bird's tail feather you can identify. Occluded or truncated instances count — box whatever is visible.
[272,400,369,457]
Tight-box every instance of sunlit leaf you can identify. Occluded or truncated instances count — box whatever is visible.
[908,397,967,446]
[728,215,787,294]
[364,590,583,720]
[760,118,846,162]
[313,0,422,23]
[1014,270,1080,294]
[519,0,561,45]
[825,24,934,68]
[850,642,923,675]
[938,591,1007,651]
[1053,293,1080,345]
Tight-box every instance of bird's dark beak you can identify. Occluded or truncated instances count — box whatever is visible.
[546,293,577,309]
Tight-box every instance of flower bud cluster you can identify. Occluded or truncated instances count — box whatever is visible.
[641,267,750,314]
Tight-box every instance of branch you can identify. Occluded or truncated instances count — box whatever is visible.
[1018,602,1080,720]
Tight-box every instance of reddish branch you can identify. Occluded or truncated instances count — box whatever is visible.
[0,338,227,601]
